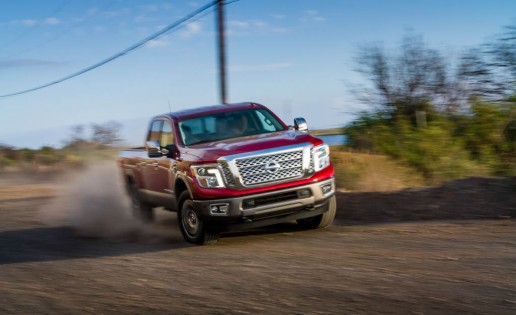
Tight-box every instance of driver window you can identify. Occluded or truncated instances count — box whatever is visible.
[148,120,163,142]
[160,121,174,147]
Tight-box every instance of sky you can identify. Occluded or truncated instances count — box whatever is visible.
[0,0,515,148]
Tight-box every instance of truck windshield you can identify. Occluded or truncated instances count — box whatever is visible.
[178,109,286,146]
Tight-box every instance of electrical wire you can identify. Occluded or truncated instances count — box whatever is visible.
[0,0,218,98]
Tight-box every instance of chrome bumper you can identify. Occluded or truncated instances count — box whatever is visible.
[192,177,335,229]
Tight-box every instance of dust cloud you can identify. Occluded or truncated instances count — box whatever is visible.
[39,162,177,243]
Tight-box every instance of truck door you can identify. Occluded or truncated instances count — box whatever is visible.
[142,119,175,196]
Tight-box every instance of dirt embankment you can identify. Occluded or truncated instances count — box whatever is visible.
[336,176,516,223]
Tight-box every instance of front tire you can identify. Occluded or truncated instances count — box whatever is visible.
[297,195,336,229]
[177,191,219,245]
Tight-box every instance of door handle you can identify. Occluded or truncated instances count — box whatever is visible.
[152,162,159,168]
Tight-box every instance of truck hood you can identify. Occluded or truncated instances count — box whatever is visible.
[180,130,322,163]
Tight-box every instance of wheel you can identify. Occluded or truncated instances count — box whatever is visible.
[128,182,154,222]
[297,195,336,229]
[177,191,219,245]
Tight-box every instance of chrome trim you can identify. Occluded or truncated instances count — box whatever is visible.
[193,177,335,220]
[218,143,314,189]
[294,117,308,132]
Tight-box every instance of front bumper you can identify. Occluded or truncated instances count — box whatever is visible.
[192,177,335,231]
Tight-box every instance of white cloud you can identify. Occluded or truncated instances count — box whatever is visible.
[134,14,156,23]
[228,19,289,35]
[301,10,326,23]
[270,14,286,20]
[138,4,158,12]
[12,19,38,27]
[145,38,169,48]
[93,25,106,33]
[229,20,250,29]
[229,63,293,73]
[253,21,268,28]
[43,17,61,25]
[11,17,63,27]
[179,22,202,38]
[162,3,173,10]
[102,8,131,18]
[0,59,62,69]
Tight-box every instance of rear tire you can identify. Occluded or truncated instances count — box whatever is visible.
[297,195,336,229]
[128,182,154,222]
[177,191,219,245]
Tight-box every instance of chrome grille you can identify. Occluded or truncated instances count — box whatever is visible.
[235,150,304,186]
[219,162,235,186]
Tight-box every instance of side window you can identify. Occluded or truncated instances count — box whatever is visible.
[160,121,174,147]
[147,120,163,142]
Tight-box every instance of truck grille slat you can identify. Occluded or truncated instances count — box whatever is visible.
[235,150,304,186]
[220,162,235,186]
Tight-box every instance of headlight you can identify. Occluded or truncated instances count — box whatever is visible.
[313,144,330,172]
[191,164,225,188]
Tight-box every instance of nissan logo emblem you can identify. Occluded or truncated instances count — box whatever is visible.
[265,160,281,174]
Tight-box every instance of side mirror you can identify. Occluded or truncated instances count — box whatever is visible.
[146,140,163,158]
[146,141,179,159]
[163,144,179,159]
[294,117,308,132]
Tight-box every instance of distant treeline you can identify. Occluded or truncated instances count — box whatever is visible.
[345,26,515,183]
[311,128,345,136]
[0,121,121,171]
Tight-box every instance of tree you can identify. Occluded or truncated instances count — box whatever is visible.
[91,121,122,147]
[459,24,516,100]
[489,24,516,96]
[63,124,89,149]
[355,33,457,122]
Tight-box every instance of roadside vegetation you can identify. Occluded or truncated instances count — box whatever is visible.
[342,26,516,185]
[0,121,121,173]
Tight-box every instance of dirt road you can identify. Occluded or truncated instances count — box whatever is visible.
[0,169,515,314]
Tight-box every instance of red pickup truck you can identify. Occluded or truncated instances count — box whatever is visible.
[118,102,336,245]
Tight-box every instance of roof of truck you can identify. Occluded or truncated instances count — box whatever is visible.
[162,102,267,121]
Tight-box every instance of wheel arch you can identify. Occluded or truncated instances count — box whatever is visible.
[174,177,192,206]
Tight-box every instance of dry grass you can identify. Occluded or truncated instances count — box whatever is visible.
[0,184,58,200]
[331,148,425,192]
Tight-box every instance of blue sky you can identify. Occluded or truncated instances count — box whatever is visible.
[1,0,515,148]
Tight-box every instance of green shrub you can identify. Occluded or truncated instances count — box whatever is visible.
[0,156,16,169]
[344,108,506,183]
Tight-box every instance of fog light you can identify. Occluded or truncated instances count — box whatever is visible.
[209,203,229,215]
[321,183,332,195]
[297,189,311,199]
[243,199,256,209]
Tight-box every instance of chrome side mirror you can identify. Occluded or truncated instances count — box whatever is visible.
[294,117,308,132]
[146,140,163,158]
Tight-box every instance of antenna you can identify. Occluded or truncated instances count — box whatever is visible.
[168,100,172,115]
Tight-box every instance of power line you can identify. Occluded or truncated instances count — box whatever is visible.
[0,0,218,98]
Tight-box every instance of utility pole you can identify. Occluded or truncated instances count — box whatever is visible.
[216,0,227,104]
